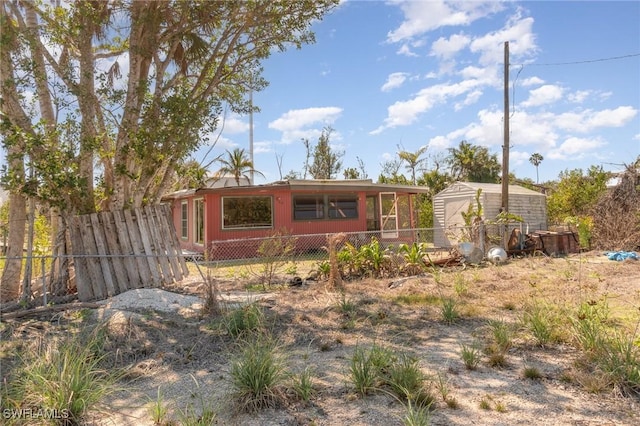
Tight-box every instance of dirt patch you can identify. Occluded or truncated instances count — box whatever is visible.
[2,252,639,425]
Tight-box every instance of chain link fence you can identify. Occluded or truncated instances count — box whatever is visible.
[1,222,547,310]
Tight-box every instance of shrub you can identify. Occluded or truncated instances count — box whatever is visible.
[6,325,122,423]
[230,336,287,412]
[223,303,264,338]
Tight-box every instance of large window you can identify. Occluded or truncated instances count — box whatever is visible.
[222,196,273,229]
[194,198,204,244]
[180,201,188,240]
[293,194,358,220]
[293,196,324,220]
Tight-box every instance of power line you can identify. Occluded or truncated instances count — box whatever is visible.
[513,52,640,67]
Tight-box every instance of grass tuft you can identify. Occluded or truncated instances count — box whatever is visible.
[230,336,287,412]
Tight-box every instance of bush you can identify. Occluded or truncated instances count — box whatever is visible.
[230,336,287,412]
[4,325,122,423]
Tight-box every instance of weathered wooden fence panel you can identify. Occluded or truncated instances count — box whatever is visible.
[70,205,188,301]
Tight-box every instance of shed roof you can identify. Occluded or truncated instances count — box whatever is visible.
[162,179,433,200]
[436,182,545,197]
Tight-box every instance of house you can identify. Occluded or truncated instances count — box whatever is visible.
[162,179,433,259]
[433,182,547,247]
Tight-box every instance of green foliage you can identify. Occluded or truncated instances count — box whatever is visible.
[460,342,482,370]
[307,127,344,179]
[387,354,434,409]
[148,387,170,425]
[547,166,609,224]
[289,366,316,402]
[223,303,265,338]
[402,400,431,426]
[215,148,264,186]
[349,346,379,396]
[2,0,340,213]
[230,336,287,412]
[486,319,514,367]
[446,140,500,183]
[564,216,594,249]
[523,300,569,346]
[5,325,122,423]
[255,229,297,289]
[398,242,428,275]
[358,237,390,277]
[571,299,640,395]
[440,297,460,324]
[397,146,428,185]
[348,344,433,408]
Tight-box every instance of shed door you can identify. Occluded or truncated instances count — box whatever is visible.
[380,192,398,238]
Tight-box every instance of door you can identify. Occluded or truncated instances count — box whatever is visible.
[366,196,379,231]
[380,192,398,238]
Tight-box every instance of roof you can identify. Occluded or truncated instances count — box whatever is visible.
[436,182,546,197]
[162,179,433,200]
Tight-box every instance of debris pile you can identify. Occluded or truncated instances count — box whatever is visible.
[591,163,640,251]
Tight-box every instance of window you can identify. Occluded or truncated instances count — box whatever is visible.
[194,198,204,244]
[293,195,358,220]
[293,196,324,220]
[222,196,273,229]
[180,201,188,240]
[328,197,358,219]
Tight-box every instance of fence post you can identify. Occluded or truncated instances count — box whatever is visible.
[41,256,47,307]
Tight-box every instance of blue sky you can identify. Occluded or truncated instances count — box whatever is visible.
[201,0,640,185]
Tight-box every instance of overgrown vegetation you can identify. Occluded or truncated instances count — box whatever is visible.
[2,324,123,424]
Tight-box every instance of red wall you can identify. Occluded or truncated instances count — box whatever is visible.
[169,187,415,258]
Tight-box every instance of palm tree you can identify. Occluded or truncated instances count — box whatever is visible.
[216,148,264,186]
[398,145,428,185]
[529,153,544,183]
[446,140,500,183]
[447,141,476,181]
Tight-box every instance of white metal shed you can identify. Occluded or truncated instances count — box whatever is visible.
[433,182,547,247]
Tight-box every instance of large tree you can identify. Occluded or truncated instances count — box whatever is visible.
[398,145,428,185]
[307,127,343,179]
[446,140,500,183]
[215,148,263,186]
[529,153,544,183]
[0,0,338,298]
[546,166,610,224]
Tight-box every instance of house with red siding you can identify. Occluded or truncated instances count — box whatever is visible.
[162,179,432,259]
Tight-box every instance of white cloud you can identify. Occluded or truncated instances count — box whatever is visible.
[396,44,418,57]
[470,13,537,66]
[253,141,272,154]
[555,106,638,133]
[567,90,591,104]
[220,113,249,134]
[430,33,471,59]
[387,0,505,43]
[520,76,544,87]
[510,150,532,167]
[454,90,483,110]
[371,79,482,134]
[547,136,607,160]
[381,72,410,92]
[269,107,343,142]
[521,84,564,108]
[427,135,451,150]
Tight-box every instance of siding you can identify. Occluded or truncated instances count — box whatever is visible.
[433,182,547,247]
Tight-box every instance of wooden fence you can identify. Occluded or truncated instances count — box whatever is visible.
[69,204,189,302]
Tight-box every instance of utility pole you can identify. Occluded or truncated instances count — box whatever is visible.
[502,41,510,214]
[249,88,254,185]
[502,41,510,248]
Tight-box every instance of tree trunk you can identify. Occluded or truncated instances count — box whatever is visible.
[0,193,26,303]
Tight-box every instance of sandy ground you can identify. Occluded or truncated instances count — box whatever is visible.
[3,251,639,425]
